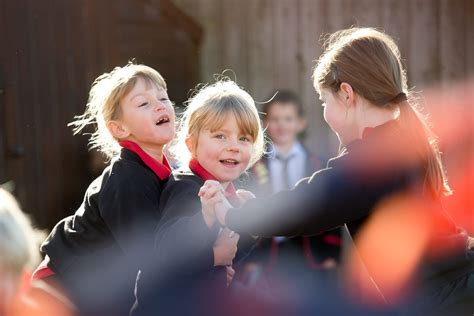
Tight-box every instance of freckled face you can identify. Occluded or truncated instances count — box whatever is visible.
[192,113,254,186]
[119,77,175,148]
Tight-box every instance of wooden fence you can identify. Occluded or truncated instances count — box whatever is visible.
[172,0,473,153]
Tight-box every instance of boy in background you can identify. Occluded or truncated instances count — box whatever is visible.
[242,90,342,287]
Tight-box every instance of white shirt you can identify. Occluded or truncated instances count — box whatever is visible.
[268,141,307,193]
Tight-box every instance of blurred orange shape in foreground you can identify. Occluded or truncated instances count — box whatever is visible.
[344,192,433,307]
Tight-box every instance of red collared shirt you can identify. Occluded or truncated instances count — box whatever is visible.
[188,158,241,207]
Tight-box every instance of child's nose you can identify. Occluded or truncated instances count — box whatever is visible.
[226,140,240,152]
[153,100,166,111]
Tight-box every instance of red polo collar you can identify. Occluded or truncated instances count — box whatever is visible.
[119,140,172,180]
[188,159,241,206]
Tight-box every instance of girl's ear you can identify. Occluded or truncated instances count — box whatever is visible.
[185,136,195,156]
[107,120,130,139]
[339,82,355,107]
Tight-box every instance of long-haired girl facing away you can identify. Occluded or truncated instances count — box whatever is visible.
[132,79,264,316]
[32,63,175,316]
[201,28,474,314]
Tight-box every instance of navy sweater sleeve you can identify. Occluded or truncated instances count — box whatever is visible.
[225,143,416,237]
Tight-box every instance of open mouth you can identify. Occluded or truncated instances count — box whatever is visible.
[156,115,170,126]
[219,159,239,166]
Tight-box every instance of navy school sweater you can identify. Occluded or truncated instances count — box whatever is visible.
[133,171,256,316]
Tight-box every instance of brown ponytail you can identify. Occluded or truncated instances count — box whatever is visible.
[398,99,452,197]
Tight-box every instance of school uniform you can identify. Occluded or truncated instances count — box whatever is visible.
[224,119,474,313]
[249,141,323,196]
[132,159,256,316]
[32,140,171,316]
[245,141,341,273]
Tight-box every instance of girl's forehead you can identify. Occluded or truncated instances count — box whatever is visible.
[208,116,245,133]
[137,76,165,91]
[125,79,166,98]
[208,121,233,132]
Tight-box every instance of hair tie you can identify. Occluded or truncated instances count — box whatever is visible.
[391,92,407,104]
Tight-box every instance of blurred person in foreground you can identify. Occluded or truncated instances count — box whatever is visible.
[0,188,74,316]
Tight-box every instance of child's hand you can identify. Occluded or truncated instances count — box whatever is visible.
[226,265,235,287]
[213,227,239,266]
[236,189,256,203]
[199,180,225,228]
[200,180,233,227]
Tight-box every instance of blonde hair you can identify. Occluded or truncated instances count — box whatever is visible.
[0,189,40,303]
[313,27,451,197]
[176,80,264,169]
[70,63,167,159]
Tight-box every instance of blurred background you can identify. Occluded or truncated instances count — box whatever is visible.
[0,0,473,233]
